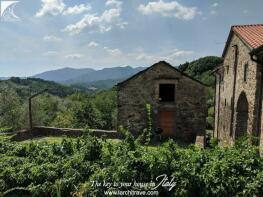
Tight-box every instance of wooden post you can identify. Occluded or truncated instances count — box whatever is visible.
[29,98,32,130]
[28,89,48,131]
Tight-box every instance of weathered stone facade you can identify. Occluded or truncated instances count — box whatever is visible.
[214,26,263,147]
[117,61,207,145]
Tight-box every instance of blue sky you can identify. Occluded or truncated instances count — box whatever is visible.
[0,0,263,77]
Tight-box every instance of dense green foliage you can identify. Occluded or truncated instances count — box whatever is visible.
[1,133,263,196]
[52,90,117,129]
[0,81,117,130]
[178,56,223,86]
[0,77,83,99]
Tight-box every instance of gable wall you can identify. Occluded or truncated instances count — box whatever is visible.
[216,33,260,145]
[117,62,207,144]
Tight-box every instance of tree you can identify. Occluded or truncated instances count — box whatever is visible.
[0,87,24,129]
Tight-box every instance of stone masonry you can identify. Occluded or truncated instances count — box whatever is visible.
[214,25,263,147]
[117,61,207,145]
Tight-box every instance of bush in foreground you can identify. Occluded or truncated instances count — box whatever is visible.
[0,134,263,196]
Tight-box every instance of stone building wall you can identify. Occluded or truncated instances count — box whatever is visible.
[117,62,207,144]
[256,53,263,154]
[214,74,220,139]
[215,33,261,145]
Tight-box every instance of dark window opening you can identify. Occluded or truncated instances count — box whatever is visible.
[226,65,229,74]
[159,84,175,102]
[220,74,224,84]
[244,63,248,82]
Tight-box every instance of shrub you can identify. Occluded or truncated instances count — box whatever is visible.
[1,135,263,196]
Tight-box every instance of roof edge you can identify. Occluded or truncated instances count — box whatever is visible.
[251,44,263,55]
[222,26,254,58]
[211,63,224,75]
[117,61,209,88]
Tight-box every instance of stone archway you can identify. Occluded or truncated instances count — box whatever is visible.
[235,92,249,139]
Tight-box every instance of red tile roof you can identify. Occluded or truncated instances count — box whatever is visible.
[232,24,263,49]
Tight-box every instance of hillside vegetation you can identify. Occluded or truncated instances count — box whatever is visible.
[178,56,223,86]
[0,77,82,99]
[0,78,117,131]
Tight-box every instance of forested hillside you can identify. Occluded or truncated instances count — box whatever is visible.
[178,56,223,86]
[0,77,117,131]
[0,77,83,99]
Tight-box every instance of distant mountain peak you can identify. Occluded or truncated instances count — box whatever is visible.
[33,67,95,82]
[32,66,146,85]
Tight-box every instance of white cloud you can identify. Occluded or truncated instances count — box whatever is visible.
[135,49,193,62]
[107,48,122,56]
[138,0,198,20]
[65,53,84,59]
[212,2,218,7]
[63,14,100,34]
[43,35,62,42]
[63,5,127,34]
[101,8,120,23]
[136,53,153,61]
[36,0,65,17]
[88,41,99,47]
[106,0,122,8]
[210,3,218,15]
[63,4,91,15]
[168,49,193,58]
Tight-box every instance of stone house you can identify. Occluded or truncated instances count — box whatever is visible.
[117,61,207,145]
[214,24,263,146]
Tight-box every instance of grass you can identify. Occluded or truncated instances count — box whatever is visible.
[0,133,122,145]
[21,137,122,144]
[20,136,72,144]
[0,134,12,141]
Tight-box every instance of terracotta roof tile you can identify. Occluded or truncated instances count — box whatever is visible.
[232,24,263,49]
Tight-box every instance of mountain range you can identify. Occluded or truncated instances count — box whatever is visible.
[33,67,95,82]
[32,66,145,87]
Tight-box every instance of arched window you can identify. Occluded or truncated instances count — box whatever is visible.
[235,92,248,139]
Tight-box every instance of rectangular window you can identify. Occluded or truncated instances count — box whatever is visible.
[226,65,229,74]
[244,63,248,82]
[220,74,224,84]
[159,84,175,102]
